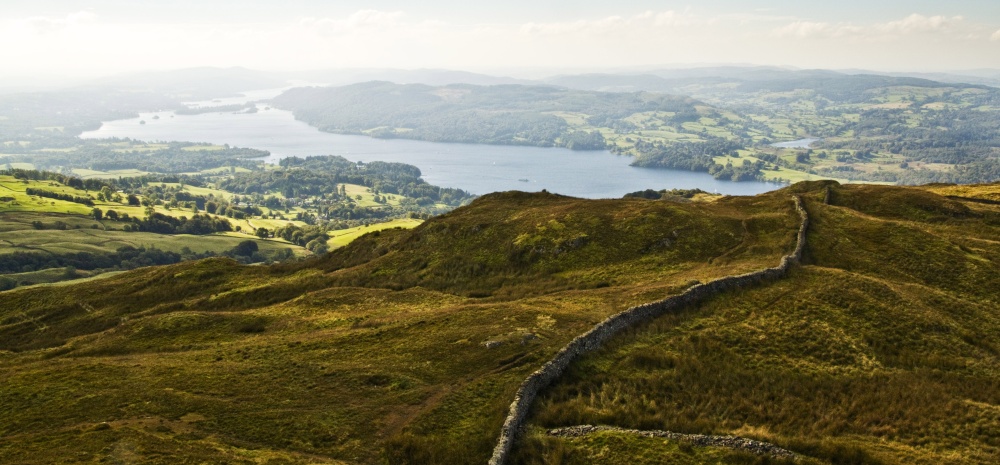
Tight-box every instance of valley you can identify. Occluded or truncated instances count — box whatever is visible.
[1,65,999,464]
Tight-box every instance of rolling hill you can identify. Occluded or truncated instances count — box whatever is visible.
[1,181,998,464]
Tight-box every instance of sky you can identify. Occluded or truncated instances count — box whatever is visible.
[1,0,999,80]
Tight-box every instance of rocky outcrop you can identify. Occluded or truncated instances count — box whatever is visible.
[547,425,797,460]
[488,196,809,465]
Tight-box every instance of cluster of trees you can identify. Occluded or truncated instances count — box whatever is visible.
[0,246,187,275]
[630,137,763,181]
[562,131,607,150]
[106,180,261,220]
[709,158,769,182]
[24,188,95,206]
[272,223,330,254]
[216,155,474,224]
[4,168,110,191]
[0,241,289,290]
[624,188,710,199]
[124,212,233,235]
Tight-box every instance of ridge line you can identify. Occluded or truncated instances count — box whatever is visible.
[488,195,809,464]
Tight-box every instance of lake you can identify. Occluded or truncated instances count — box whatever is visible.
[81,106,783,198]
[772,138,820,149]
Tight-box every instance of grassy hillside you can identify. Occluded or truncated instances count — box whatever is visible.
[516,182,1000,464]
[1,182,997,464]
[0,187,802,464]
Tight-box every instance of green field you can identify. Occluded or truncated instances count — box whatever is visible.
[326,217,423,248]
[342,183,403,208]
[71,168,152,179]
[0,176,103,215]
[0,212,305,257]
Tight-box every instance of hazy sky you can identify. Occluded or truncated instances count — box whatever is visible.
[2,0,999,79]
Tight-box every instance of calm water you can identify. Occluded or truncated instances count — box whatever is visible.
[772,138,820,149]
[81,107,782,198]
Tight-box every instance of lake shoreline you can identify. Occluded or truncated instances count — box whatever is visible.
[81,107,783,198]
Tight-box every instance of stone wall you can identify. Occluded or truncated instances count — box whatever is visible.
[488,196,809,465]
[546,425,797,459]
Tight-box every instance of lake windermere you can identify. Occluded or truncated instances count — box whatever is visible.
[81,107,782,198]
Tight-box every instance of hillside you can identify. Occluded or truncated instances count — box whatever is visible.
[1,182,999,464]
[270,79,1000,186]
[516,182,1000,464]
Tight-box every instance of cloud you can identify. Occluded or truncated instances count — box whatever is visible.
[19,11,97,34]
[876,14,962,35]
[723,13,799,25]
[519,10,697,36]
[772,21,836,39]
[772,14,965,40]
[299,10,405,35]
[0,7,997,78]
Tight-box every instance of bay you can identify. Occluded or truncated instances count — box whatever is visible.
[81,107,783,198]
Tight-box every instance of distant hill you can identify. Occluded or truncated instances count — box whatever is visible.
[270,77,1000,186]
[838,68,1000,88]
[270,81,699,149]
[288,68,531,87]
[544,67,972,99]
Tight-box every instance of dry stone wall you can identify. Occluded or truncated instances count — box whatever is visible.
[546,425,797,459]
[488,196,809,465]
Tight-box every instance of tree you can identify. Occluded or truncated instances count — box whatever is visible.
[105,210,119,221]
[255,227,269,239]
[63,266,78,279]
[307,239,329,255]
[92,208,103,221]
[231,240,259,257]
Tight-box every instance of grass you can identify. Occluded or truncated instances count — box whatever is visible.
[184,166,254,175]
[518,182,1000,464]
[327,218,423,248]
[0,187,807,464]
[1,182,997,463]
[0,212,308,263]
[343,183,403,208]
[515,428,805,465]
[712,154,833,184]
[70,168,151,179]
[1,267,101,287]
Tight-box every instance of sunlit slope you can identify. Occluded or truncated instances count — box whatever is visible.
[0,189,802,464]
[519,182,1000,465]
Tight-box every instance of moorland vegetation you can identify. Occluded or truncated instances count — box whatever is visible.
[1,181,997,464]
